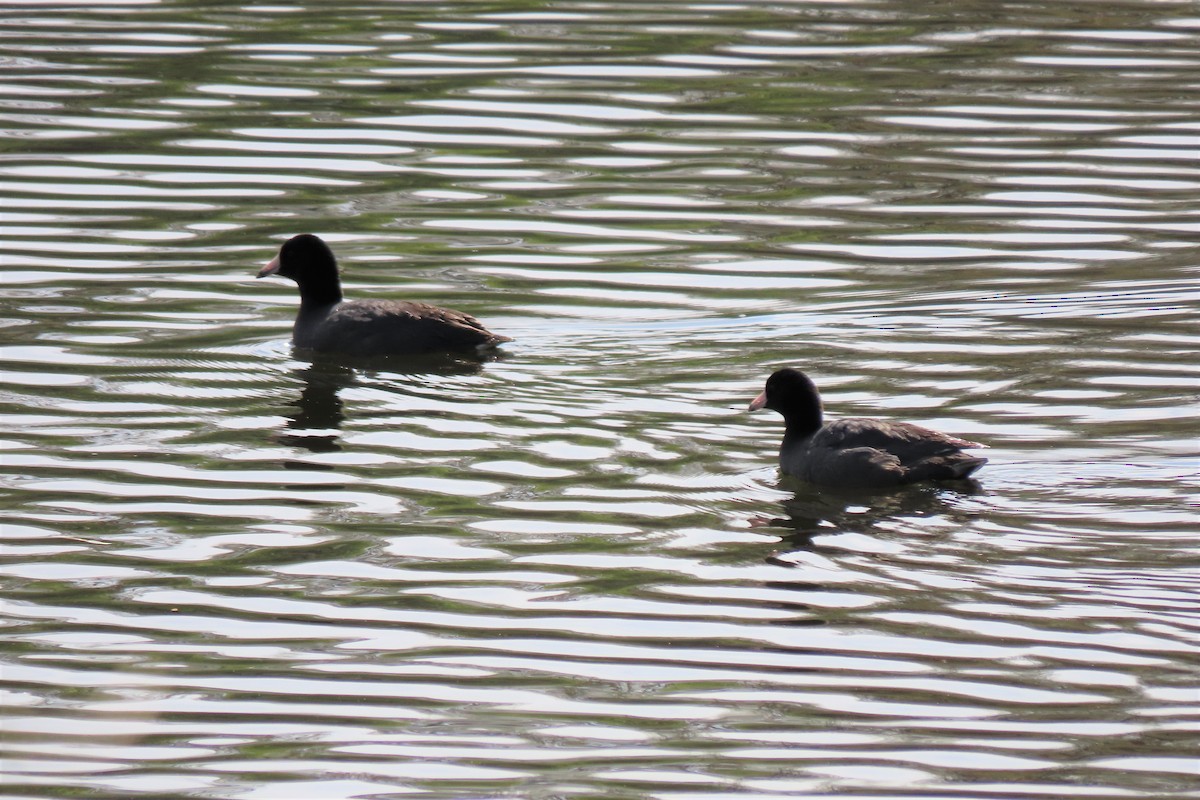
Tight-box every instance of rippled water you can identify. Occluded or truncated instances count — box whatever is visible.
[2,1,1199,798]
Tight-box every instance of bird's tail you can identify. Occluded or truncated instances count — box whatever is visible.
[913,454,988,482]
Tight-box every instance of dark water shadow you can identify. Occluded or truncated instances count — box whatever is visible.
[745,480,986,628]
[760,478,985,552]
[292,345,505,376]
[279,360,353,454]
[278,349,496,455]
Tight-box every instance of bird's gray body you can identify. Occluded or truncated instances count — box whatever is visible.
[780,417,987,488]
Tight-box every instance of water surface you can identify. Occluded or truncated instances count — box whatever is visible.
[1,1,1199,798]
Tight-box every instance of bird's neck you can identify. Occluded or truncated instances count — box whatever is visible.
[297,274,343,311]
[779,401,823,444]
[293,276,342,339]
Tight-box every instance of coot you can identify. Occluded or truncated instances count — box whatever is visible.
[750,368,987,488]
[258,234,510,356]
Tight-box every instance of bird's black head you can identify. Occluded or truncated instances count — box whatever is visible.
[258,234,342,304]
[749,367,823,430]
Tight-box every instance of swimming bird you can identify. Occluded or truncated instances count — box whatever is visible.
[257,234,509,357]
[749,367,987,488]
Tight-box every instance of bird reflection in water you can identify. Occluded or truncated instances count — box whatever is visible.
[744,482,987,626]
[279,360,352,453]
[758,479,985,554]
[278,351,496,454]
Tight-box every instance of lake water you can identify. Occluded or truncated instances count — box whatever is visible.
[1,1,1198,798]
